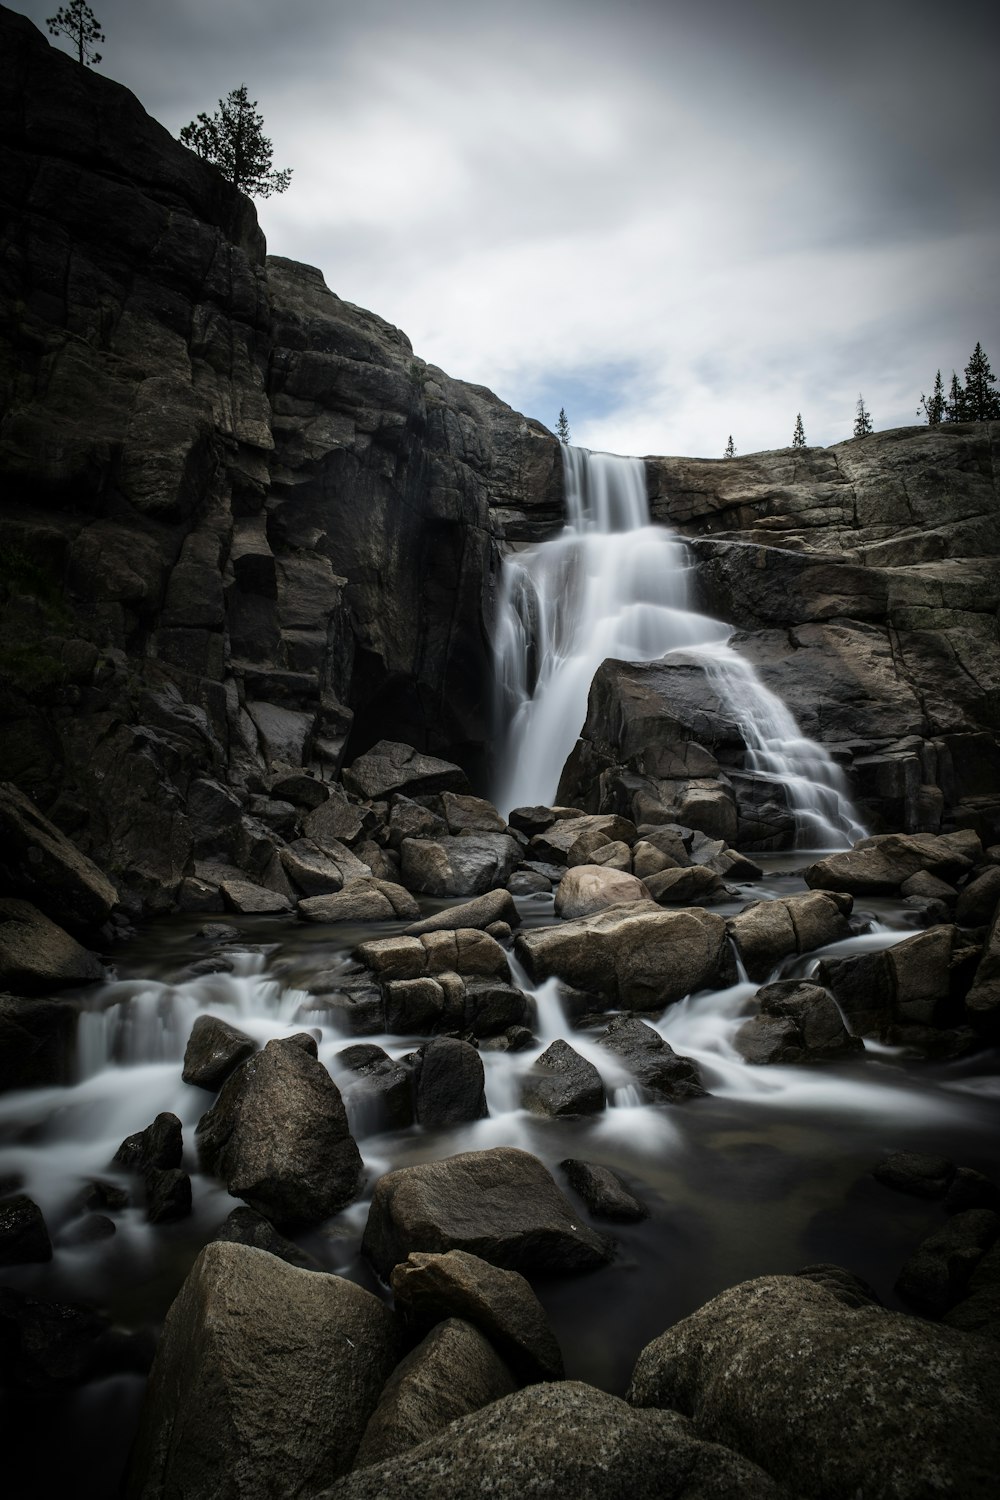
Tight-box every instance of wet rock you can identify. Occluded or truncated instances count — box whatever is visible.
[560,1159,649,1221]
[56,1212,117,1247]
[529,814,636,866]
[554,864,649,918]
[507,870,551,896]
[145,1167,192,1225]
[353,1318,518,1468]
[343,741,470,801]
[0,898,104,994]
[599,1017,705,1102]
[727,892,851,981]
[389,1248,564,1383]
[0,1286,149,1390]
[334,1044,414,1134]
[298,878,419,923]
[0,994,77,1092]
[69,1178,130,1215]
[804,830,980,895]
[114,1112,183,1174]
[872,1150,956,1199]
[362,1147,612,1279]
[403,887,518,935]
[794,1263,881,1310]
[821,923,980,1040]
[399,834,521,897]
[125,1242,401,1498]
[196,1036,363,1228]
[357,929,510,981]
[219,878,293,915]
[462,978,527,1037]
[211,1205,321,1270]
[515,903,734,1010]
[412,1037,488,1127]
[955,866,1000,926]
[627,1272,1000,1500]
[521,1039,605,1118]
[895,1208,1000,1315]
[383,975,463,1034]
[734,980,863,1064]
[324,1382,782,1499]
[0,1194,52,1264]
[644,864,723,905]
[944,1168,1000,1216]
[0,781,117,935]
[182,1014,256,1092]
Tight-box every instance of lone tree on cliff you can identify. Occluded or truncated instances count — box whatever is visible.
[962,342,1000,421]
[180,86,292,199]
[556,408,571,443]
[792,413,806,448]
[47,1,104,66]
[853,395,873,438]
[723,435,736,458]
[918,370,945,425]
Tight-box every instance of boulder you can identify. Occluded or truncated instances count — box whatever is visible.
[0,1194,52,1265]
[514,903,734,1010]
[644,865,723,905]
[0,995,77,1092]
[362,1147,612,1279]
[804,831,979,895]
[820,923,980,1040]
[125,1243,401,1499]
[388,1248,564,1383]
[627,1273,1000,1500]
[727,892,851,980]
[182,1014,256,1091]
[298,878,419,923]
[114,1113,183,1174]
[733,980,863,1064]
[211,1205,321,1271]
[219,879,292,915]
[322,1382,782,1499]
[269,770,331,810]
[399,834,521,897]
[302,786,366,847]
[403,887,518,935]
[0,781,117,935]
[521,1039,605,1118]
[382,975,463,1035]
[280,839,347,896]
[0,898,104,993]
[356,929,509,981]
[560,1159,649,1221]
[411,1037,488,1127]
[955,867,1000,927]
[196,1036,363,1227]
[872,1151,956,1199]
[438,792,507,834]
[145,1167,192,1225]
[554,864,650,918]
[599,1017,705,1103]
[343,741,470,800]
[529,814,636,866]
[895,1209,1000,1315]
[966,901,1000,1034]
[334,1044,413,1134]
[353,1318,517,1468]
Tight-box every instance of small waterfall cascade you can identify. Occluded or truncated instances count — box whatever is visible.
[492,446,865,848]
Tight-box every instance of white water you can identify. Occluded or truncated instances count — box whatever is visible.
[493,446,865,848]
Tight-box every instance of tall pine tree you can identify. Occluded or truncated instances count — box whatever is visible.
[555,408,571,444]
[962,342,1000,421]
[853,395,873,438]
[945,371,967,422]
[918,370,945,425]
[792,413,806,448]
[47,1,104,65]
[723,435,736,458]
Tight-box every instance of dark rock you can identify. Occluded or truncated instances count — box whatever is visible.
[627,1273,1000,1500]
[280,839,346,896]
[399,834,521,897]
[530,814,636,866]
[412,1037,488,1127]
[0,1194,52,1264]
[521,1039,605,1118]
[125,1242,402,1498]
[0,898,104,993]
[438,792,507,834]
[196,1036,363,1227]
[560,1159,649,1221]
[804,831,980,895]
[965,899,1000,1035]
[211,1205,321,1270]
[343,742,470,801]
[0,1286,116,1389]
[388,1248,564,1383]
[0,994,77,1092]
[182,1014,256,1091]
[219,878,293,915]
[353,1318,518,1468]
[362,1147,612,1279]
[334,1044,413,1134]
[56,1212,117,1247]
[900,869,958,901]
[794,1263,881,1310]
[872,1150,956,1199]
[506,805,585,837]
[403,887,518,936]
[145,1167,192,1225]
[114,1112,183,1174]
[357,928,510,981]
[270,770,331,809]
[302,785,366,847]
[821,923,981,1041]
[955,866,1000,926]
[944,1168,1000,1216]
[599,1016,705,1102]
[382,975,463,1034]
[735,980,863,1064]
[507,870,551,896]
[895,1208,1000,1314]
[0,781,117,935]
[69,1178,130,1215]
[298,878,419,923]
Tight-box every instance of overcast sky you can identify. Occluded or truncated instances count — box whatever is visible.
[19,0,1000,457]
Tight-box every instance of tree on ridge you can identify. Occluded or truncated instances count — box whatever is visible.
[180,85,292,199]
[945,371,968,422]
[792,413,806,448]
[556,408,571,444]
[47,1,104,66]
[962,342,1000,422]
[853,395,873,438]
[918,371,945,425]
[723,435,736,458]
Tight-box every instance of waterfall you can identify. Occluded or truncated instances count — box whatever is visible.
[492,446,865,849]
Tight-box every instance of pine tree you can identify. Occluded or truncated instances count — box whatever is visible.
[962,342,1000,421]
[853,395,873,438]
[723,435,735,458]
[945,371,968,422]
[555,408,571,444]
[47,1,104,66]
[792,413,806,448]
[918,370,945,425]
[180,86,292,199]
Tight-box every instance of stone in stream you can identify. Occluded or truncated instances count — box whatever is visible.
[734,980,863,1064]
[145,1167,192,1225]
[196,1035,363,1228]
[599,1017,705,1103]
[726,892,852,982]
[125,1242,401,1499]
[362,1147,612,1280]
[521,1039,605,1119]
[321,1382,782,1499]
[895,1208,1000,1315]
[389,1248,564,1383]
[334,1044,414,1133]
[560,1160,649,1222]
[211,1205,321,1270]
[0,1194,53,1264]
[944,1168,1000,1216]
[627,1273,1000,1500]
[411,1037,488,1127]
[0,898,105,994]
[0,995,78,1093]
[182,1014,256,1092]
[804,830,981,895]
[114,1112,183,1174]
[872,1150,956,1199]
[352,1318,518,1469]
[402,887,519,935]
[298,877,419,923]
[356,928,510,981]
[554,864,649,919]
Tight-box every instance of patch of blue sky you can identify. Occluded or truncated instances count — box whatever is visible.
[501,361,642,440]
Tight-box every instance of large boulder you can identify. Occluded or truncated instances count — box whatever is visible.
[362,1147,612,1279]
[125,1243,401,1499]
[820,923,982,1040]
[321,1382,782,1499]
[298,878,419,923]
[182,1014,256,1091]
[529,814,636,866]
[196,1035,363,1227]
[0,781,117,935]
[514,903,734,1009]
[599,1017,705,1103]
[356,929,510,981]
[0,899,104,993]
[399,834,521,897]
[627,1273,1000,1499]
[733,980,863,1064]
[726,892,852,981]
[521,1038,605,1118]
[411,1037,488,1127]
[343,741,470,800]
[0,994,77,1092]
[554,864,650,919]
[389,1249,564,1383]
[804,831,980,895]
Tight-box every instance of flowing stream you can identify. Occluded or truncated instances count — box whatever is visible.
[493,446,865,847]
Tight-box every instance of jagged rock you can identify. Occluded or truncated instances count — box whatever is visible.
[514,903,734,1010]
[182,1014,256,1091]
[508,869,551,896]
[403,887,518,935]
[323,1383,782,1499]
[438,792,507,834]
[0,1194,52,1265]
[344,742,470,801]
[382,975,463,1034]
[895,1209,1000,1315]
[219,878,293,915]
[196,1035,363,1227]
[269,769,331,809]
[114,1113,183,1174]
[334,1044,413,1134]
[145,1167,192,1225]
[0,898,104,993]
[560,1159,649,1221]
[627,1273,1000,1500]
[386,796,449,848]
[125,1243,401,1498]
[412,1037,488,1127]
[389,1248,564,1383]
[280,839,347,896]
[0,994,77,1092]
[399,834,521,897]
[734,979,863,1064]
[873,1150,956,1199]
[599,1017,705,1102]
[211,1205,321,1270]
[554,864,649,918]
[507,806,585,837]
[298,878,419,923]
[900,869,958,901]
[955,866,1000,926]
[820,923,981,1040]
[521,1039,605,1118]
[302,785,366,847]
[529,814,636,866]
[362,1147,612,1279]
[804,831,981,895]
[0,782,117,934]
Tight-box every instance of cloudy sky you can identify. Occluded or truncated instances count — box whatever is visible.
[20,0,1000,457]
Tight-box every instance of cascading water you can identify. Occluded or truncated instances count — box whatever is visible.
[493,446,865,848]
